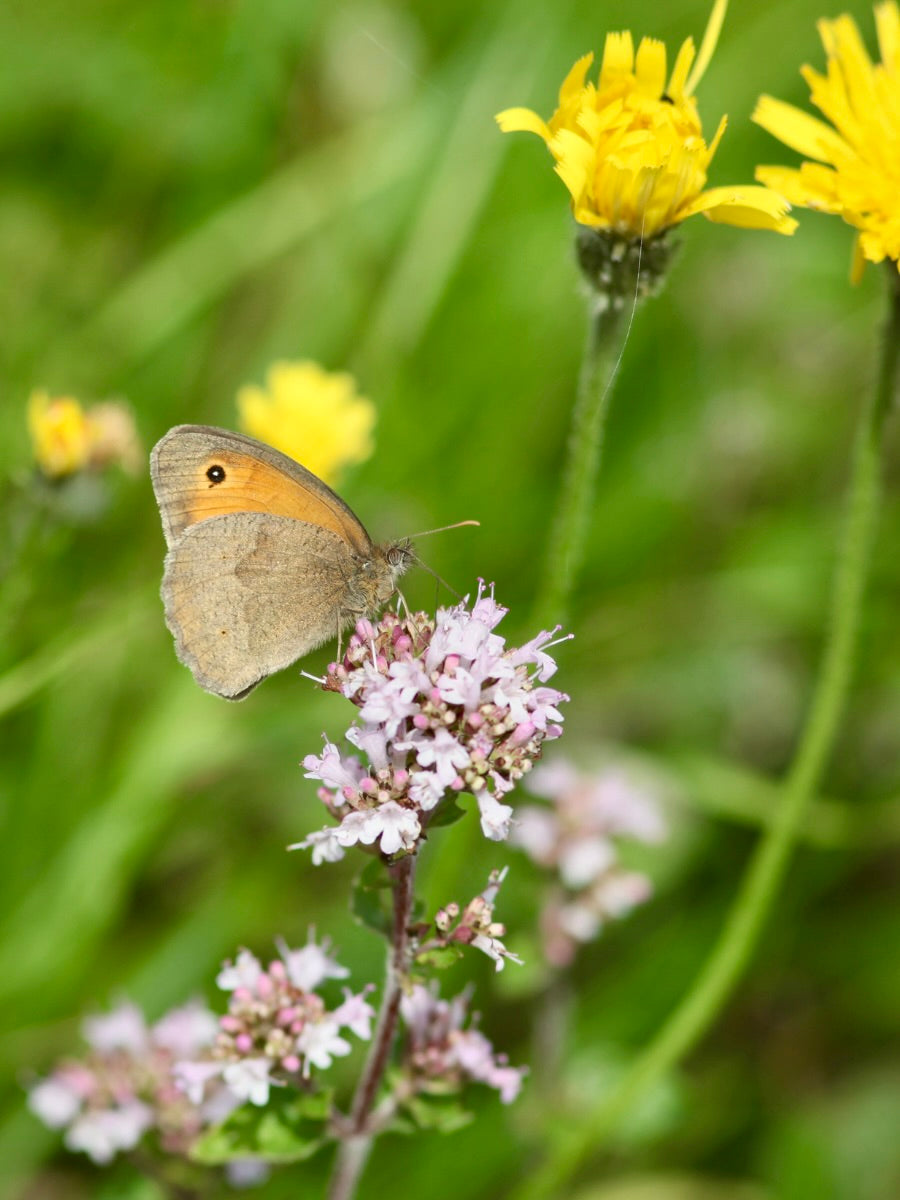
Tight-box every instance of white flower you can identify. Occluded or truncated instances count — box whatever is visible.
[303,739,364,793]
[477,792,513,841]
[334,988,376,1039]
[28,1077,83,1128]
[408,770,444,811]
[557,836,616,889]
[471,933,524,971]
[82,1002,148,1054]
[406,727,471,786]
[296,1018,352,1072]
[278,935,349,991]
[217,949,263,992]
[172,1060,226,1106]
[289,826,346,864]
[65,1101,153,1163]
[223,1058,273,1106]
[337,804,420,854]
[226,1159,272,1189]
[152,999,218,1057]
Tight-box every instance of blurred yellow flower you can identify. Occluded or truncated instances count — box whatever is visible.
[27,391,142,478]
[237,360,376,485]
[496,0,797,240]
[28,391,94,477]
[754,2,900,281]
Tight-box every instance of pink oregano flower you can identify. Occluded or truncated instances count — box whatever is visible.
[292,585,570,863]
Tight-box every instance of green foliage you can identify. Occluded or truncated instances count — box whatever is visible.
[2,1,899,1199]
[191,1090,332,1165]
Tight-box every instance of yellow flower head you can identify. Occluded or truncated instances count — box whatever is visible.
[27,391,143,478]
[237,360,376,485]
[754,2,900,280]
[496,0,796,240]
[28,391,93,477]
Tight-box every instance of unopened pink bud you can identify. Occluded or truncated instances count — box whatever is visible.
[467,712,484,729]
[413,714,429,730]
[394,769,409,788]
[290,1020,304,1035]
[282,1055,301,1073]
[451,775,465,790]
[360,777,377,793]
[277,1007,297,1026]
[233,987,252,1004]
[444,654,460,672]
[221,1015,242,1033]
[510,721,536,746]
[235,1034,254,1053]
[269,961,287,981]
[256,973,274,999]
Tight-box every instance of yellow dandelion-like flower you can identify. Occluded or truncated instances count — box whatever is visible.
[27,391,93,478]
[496,0,797,241]
[237,360,376,485]
[27,391,142,479]
[753,2,900,281]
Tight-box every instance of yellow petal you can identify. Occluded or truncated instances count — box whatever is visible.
[667,38,696,101]
[635,38,667,97]
[552,128,595,202]
[495,106,551,141]
[875,1,900,68]
[754,165,816,206]
[599,31,634,90]
[681,184,798,232]
[752,94,849,163]
[685,0,729,95]
[850,233,868,284]
[559,53,594,104]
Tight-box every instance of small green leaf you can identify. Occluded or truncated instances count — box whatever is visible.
[402,1092,473,1133]
[428,794,468,829]
[350,858,393,936]
[415,944,464,969]
[190,1089,333,1165]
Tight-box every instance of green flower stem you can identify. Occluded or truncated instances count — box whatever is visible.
[532,298,627,627]
[327,854,417,1200]
[516,266,900,1200]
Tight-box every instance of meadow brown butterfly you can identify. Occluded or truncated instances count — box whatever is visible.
[150,425,414,700]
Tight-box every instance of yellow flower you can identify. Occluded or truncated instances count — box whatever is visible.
[28,391,93,477]
[496,0,796,240]
[27,391,142,478]
[237,360,376,485]
[753,2,900,281]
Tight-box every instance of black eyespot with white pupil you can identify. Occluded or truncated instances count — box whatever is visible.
[206,464,226,485]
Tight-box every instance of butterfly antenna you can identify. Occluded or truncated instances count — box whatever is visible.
[406,519,480,539]
[415,558,462,602]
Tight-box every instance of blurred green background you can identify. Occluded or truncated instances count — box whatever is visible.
[2,0,899,1197]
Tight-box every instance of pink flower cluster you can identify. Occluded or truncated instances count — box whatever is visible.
[424,867,523,972]
[400,983,526,1104]
[511,759,666,967]
[175,936,375,1109]
[28,936,373,1168]
[294,586,569,863]
[27,999,220,1164]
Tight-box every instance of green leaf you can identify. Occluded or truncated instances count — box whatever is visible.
[190,1089,333,1165]
[401,1092,473,1134]
[415,944,464,970]
[428,793,468,829]
[350,858,393,937]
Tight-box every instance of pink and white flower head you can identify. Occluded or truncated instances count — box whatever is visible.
[292,585,569,863]
[511,758,667,967]
[28,998,221,1163]
[174,937,375,1107]
[400,982,526,1105]
[427,867,524,971]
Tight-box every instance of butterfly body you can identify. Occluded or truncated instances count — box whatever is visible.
[150,425,412,699]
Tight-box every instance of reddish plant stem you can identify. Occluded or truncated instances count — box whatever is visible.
[327,854,417,1200]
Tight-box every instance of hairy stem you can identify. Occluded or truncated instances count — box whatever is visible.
[326,854,417,1200]
[532,298,627,628]
[514,266,900,1198]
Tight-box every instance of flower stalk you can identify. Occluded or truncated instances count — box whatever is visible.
[532,288,628,627]
[513,262,900,1199]
[327,854,417,1200]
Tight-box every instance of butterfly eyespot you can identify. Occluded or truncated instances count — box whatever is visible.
[206,464,226,484]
